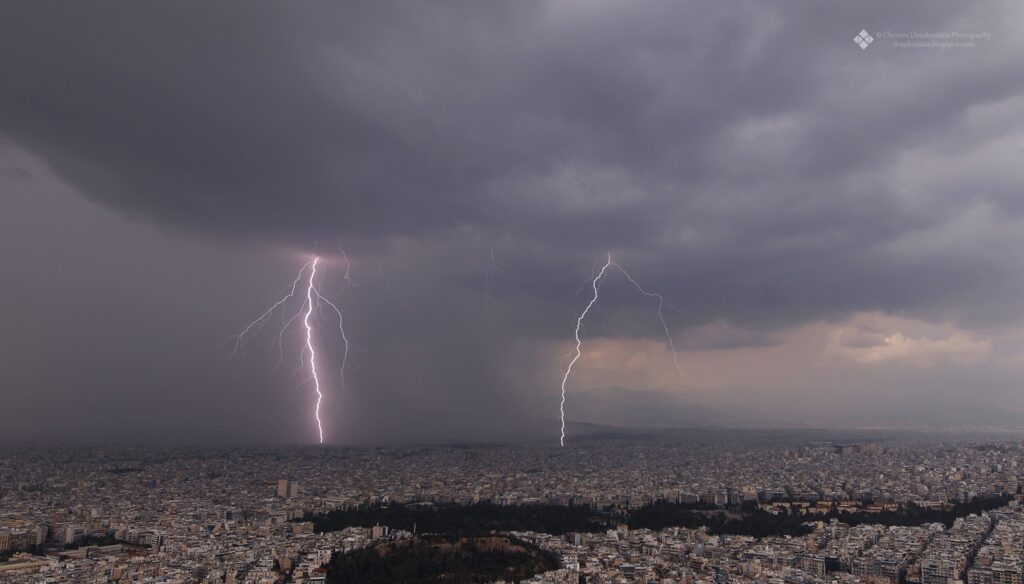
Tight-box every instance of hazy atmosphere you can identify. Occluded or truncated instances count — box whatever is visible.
[3,1,1024,444]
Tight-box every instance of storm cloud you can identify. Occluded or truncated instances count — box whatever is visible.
[2,1,1024,443]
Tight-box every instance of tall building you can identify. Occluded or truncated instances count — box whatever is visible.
[277,479,300,498]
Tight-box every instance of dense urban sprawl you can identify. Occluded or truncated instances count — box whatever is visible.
[3,435,1024,583]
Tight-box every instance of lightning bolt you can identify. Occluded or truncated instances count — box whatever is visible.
[377,260,396,298]
[559,253,613,447]
[231,255,352,444]
[273,312,304,371]
[336,243,357,301]
[230,261,313,359]
[558,252,684,446]
[609,261,684,383]
[304,257,325,443]
[315,291,350,386]
[483,247,495,328]
[483,246,522,332]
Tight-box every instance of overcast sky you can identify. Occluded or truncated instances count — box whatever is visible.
[3,1,1024,444]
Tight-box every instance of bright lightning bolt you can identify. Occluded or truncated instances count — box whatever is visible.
[558,252,684,446]
[231,255,353,444]
[559,253,613,447]
[304,257,325,443]
[230,261,313,359]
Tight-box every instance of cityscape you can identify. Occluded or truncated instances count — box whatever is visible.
[5,434,1024,582]
[4,1,1024,583]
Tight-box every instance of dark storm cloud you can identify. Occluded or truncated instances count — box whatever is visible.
[3,1,1024,352]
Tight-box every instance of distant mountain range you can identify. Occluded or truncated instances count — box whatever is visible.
[387,386,1024,447]
[565,387,728,429]
[563,386,1024,433]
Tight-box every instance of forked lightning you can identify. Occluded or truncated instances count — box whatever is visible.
[559,252,683,446]
[231,256,352,443]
